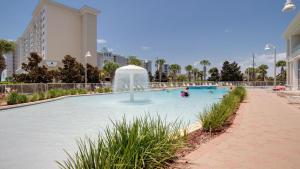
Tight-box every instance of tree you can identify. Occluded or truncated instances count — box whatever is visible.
[16,52,52,83]
[276,60,286,82]
[0,39,15,80]
[245,67,257,81]
[191,68,200,81]
[208,67,220,82]
[148,71,154,82]
[103,61,119,81]
[221,61,243,81]
[185,65,193,81]
[177,74,188,82]
[276,60,286,75]
[87,64,100,83]
[128,56,142,66]
[169,64,181,81]
[199,60,211,80]
[59,55,84,83]
[257,64,269,81]
[154,70,168,82]
[48,69,60,82]
[156,59,166,82]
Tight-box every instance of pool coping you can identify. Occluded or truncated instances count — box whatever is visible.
[0,92,115,110]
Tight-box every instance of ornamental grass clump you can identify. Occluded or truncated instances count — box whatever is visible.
[38,92,45,100]
[200,87,246,132]
[57,116,186,169]
[77,89,88,94]
[7,92,28,105]
[29,94,39,102]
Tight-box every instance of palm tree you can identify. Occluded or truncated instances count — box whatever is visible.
[245,67,257,81]
[258,64,269,81]
[192,68,199,81]
[169,64,181,82]
[156,59,166,82]
[199,60,211,81]
[128,56,142,66]
[103,61,119,81]
[208,67,220,81]
[276,60,286,75]
[0,39,15,80]
[185,65,193,82]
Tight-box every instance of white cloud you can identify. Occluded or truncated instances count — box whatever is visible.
[224,29,230,33]
[141,46,151,50]
[97,39,107,44]
[239,52,286,76]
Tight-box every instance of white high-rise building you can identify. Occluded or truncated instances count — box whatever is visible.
[284,12,300,90]
[15,0,99,72]
[97,47,128,68]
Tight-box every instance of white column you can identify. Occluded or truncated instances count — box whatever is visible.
[292,60,298,90]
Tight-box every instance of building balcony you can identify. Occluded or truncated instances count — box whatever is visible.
[291,43,300,59]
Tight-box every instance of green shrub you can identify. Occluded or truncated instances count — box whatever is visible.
[69,89,78,95]
[200,87,246,132]
[77,89,87,94]
[47,89,65,98]
[7,92,18,105]
[103,87,112,93]
[57,115,186,169]
[38,92,45,100]
[95,87,103,93]
[17,94,28,103]
[30,94,39,102]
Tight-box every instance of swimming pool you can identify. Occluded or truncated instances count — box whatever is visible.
[0,88,228,169]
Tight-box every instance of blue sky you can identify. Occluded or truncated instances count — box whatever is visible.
[0,0,298,72]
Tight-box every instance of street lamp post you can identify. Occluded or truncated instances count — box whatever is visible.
[85,51,92,87]
[264,44,277,87]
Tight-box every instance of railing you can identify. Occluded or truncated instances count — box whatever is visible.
[0,82,111,94]
[0,81,285,94]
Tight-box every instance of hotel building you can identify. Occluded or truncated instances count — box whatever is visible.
[284,12,300,90]
[15,0,99,72]
[141,59,152,74]
[97,47,128,68]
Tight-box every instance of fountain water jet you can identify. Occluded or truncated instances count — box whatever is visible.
[113,65,149,102]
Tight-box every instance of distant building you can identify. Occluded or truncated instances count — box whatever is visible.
[97,47,128,68]
[284,12,300,90]
[162,63,169,76]
[15,0,99,72]
[140,59,152,74]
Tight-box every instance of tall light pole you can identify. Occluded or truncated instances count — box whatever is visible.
[282,0,296,12]
[85,51,92,87]
[264,44,277,86]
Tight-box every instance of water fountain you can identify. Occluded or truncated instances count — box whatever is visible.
[113,65,149,102]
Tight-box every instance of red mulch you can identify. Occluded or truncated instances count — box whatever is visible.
[168,111,238,169]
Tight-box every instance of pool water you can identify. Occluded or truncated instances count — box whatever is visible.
[0,88,228,169]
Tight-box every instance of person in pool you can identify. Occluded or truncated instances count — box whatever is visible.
[181,87,190,97]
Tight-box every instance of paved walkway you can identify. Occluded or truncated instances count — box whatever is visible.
[184,89,300,169]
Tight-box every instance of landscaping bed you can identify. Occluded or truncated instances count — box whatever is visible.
[170,86,246,168]
[1,87,112,106]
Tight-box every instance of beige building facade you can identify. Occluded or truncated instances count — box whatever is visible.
[284,12,300,90]
[15,0,99,72]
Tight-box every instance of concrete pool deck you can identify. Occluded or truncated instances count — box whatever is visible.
[181,89,300,169]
